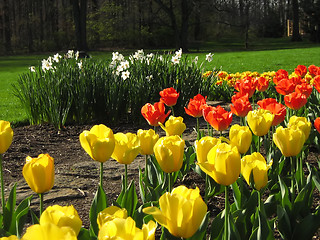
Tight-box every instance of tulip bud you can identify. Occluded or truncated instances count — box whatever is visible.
[195,136,221,163]
[0,120,13,154]
[22,154,54,194]
[198,142,241,186]
[143,185,207,239]
[137,129,159,155]
[98,217,156,240]
[153,135,185,173]
[97,206,128,229]
[22,223,77,240]
[273,126,305,157]
[79,124,115,163]
[111,132,140,165]
[241,152,272,190]
[159,116,186,136]
[247,109,274,136]
[39,205,82,236]
[288,116,311,140]
[229,124,252,154]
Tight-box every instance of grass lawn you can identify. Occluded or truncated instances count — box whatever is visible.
[1,38,320,125]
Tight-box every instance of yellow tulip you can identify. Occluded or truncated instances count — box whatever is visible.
[159,116,186,136]
[21,223,77,240]
[273,126,305,157]
[79,124,115,163]
[0,120,13,154]
[288,116,311,140]
[0,236,19,240]
[241,152,272,190]
[229,124,252,154]
[247,109,274,136]
[22,154,54,194]
[98,217,156,240]
[39,205,82,236]
[197,142,241,186]
[194,136,221,163]
[97,206,128,229]
[111,132,140,165]
[137,129,159,155]
[153,135,185,173]
[143,185,207,239]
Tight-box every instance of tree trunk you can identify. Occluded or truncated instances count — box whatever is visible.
[72,0,88,50]
[291,0,301,41]
[3,0,12,53]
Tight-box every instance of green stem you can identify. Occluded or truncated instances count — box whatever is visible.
[224,186,229,240]
[171,106,175,117]
[125,164,128,190]
[0,154,4,213]
[39,193,44,217]
[204,174,209,204]
[196,117,200,140]
[290,156,295,202]
[257,136,261,153]
[168,172,173,193]
[100,162,104,187]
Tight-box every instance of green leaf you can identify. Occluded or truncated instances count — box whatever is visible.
[278,176,292,211]
[256,210,274,240]
[30,208,39,225]
[231,181,241,210]
[117,180,139,218]
[3,184,17,233]
[78,227,95,240]
[210,211,224,240]
[276,205,292,239]
[15,195,32,237]
[292,209,320,239]
[89,184,108,237]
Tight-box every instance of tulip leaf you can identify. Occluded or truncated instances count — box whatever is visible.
[291,209,320,239]
[15,195,32,237]
[117,180,139,218]
[138,167,146,203]
[231,181,241,210]
[210,211,224,240]
[78,227,94,240]
[293,181,314,218]
[276,205,292,239]
[30,208,39,225]
[278,176,292,211]
[89,184,108,237]
[160,226,181,240]
[3,183,17,233]
[256,209,274,240]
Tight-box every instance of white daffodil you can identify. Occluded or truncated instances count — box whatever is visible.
[206,53,214,62]
[121,70,130,80]
[29,66,36,72]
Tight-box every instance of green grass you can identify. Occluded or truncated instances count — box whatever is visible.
[1,39,320,125]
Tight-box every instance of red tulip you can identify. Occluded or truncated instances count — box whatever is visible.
[308,65,320,77]
[255,76,269,92]
[313,75,320,93]
[273,69,288,85]
[314,117,320,134]
[257,98,286,126]
[230,93,252,117]
[284,92,307,110]
[295,83,313,98]
[204,105,233,131]
[234,77,256,98]
[275,78,296,96]
[295,65,307,78]
[202,104,215,122]
[159,87,179,107]
[184,94,207,118]
[141,102,171,126]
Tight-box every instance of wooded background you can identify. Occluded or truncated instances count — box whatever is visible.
[0,0,319,55]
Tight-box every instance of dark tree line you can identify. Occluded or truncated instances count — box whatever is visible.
[0,0,318,54]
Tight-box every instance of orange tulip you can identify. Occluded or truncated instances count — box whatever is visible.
[257,98,286,126]
[230,93,252,118]
[314,117,320,134]
[275,78,296,95]
[234,77,256,98]
[184,94,207,118]
[295,65,307,77]
[141,102,171,126]
[255,76,269,92]
[273,69,288,85]
[159,87,179,107]
[295,83,313,98]
[204,105,232,131]
[284,92,307,110]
